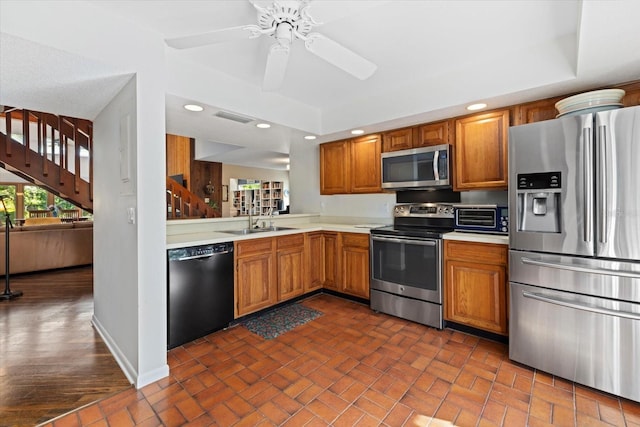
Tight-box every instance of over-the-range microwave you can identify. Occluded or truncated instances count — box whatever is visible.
[381,144,451,190]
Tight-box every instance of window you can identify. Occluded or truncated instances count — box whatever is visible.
[0,185,17,221]
[23,185,49,214]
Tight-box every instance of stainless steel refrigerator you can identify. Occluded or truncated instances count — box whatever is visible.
[508,105,640,403]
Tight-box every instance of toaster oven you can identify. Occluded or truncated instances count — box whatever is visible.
[454,205,509,234]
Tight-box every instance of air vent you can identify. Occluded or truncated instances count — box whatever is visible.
[213,111,254,124]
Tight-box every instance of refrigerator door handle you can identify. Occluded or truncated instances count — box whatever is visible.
[598,124,607,243]
[522,291,640,321]
[583,127,593,243]
[521,257,640,279]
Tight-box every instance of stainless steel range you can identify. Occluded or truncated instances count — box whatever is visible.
[370,202,455,329]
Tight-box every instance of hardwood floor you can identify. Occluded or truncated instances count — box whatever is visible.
[0,267,131,427]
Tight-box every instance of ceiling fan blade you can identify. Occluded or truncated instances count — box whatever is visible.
[166,26,256,49]
[304,33,376,80]
[262,44,291,91]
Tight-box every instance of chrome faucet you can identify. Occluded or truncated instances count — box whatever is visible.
[248,206,260,229]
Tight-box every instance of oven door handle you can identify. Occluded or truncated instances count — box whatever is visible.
[522,291,640,320]
[371,235,437,246]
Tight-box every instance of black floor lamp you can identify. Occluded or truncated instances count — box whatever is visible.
[0,195,22,301]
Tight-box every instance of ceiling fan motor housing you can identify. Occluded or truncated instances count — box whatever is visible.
[256,0,315,40]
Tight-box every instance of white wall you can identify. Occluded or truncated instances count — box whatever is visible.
[221,164,289,217]
[93,72,168,387]
[93,77,140,379]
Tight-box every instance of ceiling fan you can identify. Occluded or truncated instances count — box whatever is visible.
[165,0,377,91]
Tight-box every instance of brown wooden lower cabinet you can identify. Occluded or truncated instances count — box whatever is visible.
[340,233,370,299]
[444,240,508,335]
[306,232,324,292]
[322,232,340,291]
[235,238,277,318]
[234,231,371,318]
[276,234,305,301]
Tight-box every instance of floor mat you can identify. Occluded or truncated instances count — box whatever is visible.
[241,303,323,339]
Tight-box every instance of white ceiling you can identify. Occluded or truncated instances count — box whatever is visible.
[2,0,640,170]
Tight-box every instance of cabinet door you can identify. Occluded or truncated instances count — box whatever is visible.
[276,234,305,301]
[323,232,340,291]
[444,259,507,335]
[306,232,324,291]
[382,127,414,152]
[513,98,563,125]
[236,252,276,317]
[340,233,370,299]
[320,140,350,195]
[454,110,509,190]
[416,120,451,147]
[350,134,382,193]
[277,247,305,301]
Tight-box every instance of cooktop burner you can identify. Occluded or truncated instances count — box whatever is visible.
[370,202,456,239]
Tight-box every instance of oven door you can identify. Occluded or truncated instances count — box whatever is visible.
[370,234,442,304]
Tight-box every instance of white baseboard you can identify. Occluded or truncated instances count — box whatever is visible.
[92,314,137,385]
[92,315,170,389]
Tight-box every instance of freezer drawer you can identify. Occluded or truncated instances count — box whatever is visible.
[510,250,640,303]
[510,282,640,403]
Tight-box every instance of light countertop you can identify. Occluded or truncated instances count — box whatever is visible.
[166,222,387,249]
[167,218,509,249]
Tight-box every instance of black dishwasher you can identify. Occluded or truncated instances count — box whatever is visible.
[167,242,234,349]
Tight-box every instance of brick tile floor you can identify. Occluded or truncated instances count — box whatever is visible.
[42,294,640,426]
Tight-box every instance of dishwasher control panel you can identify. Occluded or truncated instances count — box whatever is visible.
[168,242,233,261]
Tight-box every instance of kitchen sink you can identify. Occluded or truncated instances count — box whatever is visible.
[221,226,295,235]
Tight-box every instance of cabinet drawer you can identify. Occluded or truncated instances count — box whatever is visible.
[276,233,304,250]
[342,233,369,249]
[445,240,507,265]
[235,238,274,257]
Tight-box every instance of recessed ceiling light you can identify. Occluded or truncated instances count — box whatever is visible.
[256,123,271,129]
[351,129,365,135]
[183,104,204,112]
[467,103,487,111]
[304,135,316,140]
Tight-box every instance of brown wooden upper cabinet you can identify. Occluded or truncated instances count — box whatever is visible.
[454,110,510,190]
[512,97,564,126]
[416,120,451,148]
[320,134,381,195]
[382,127,414,152]
[320,139,350,194]
[382,120,451,152]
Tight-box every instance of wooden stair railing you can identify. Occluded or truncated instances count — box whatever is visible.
[166,177,219,219]
[0,107,93,211]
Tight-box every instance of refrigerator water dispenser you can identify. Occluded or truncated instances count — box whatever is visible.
[516,172,561,233]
